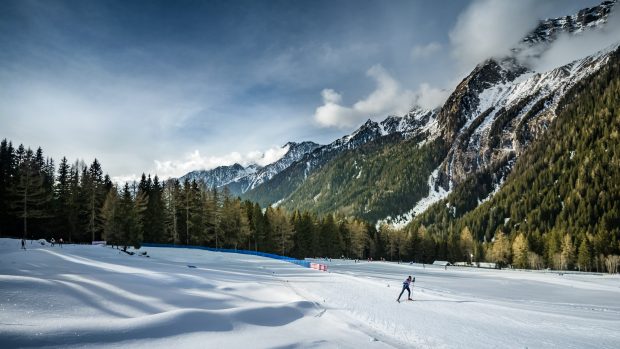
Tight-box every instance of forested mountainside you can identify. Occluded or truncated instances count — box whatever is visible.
[406,47,620,269]
[279,136,446,223]
[241,1,618,230]
[241,109,439,207]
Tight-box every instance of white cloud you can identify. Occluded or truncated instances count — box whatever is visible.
[449,0,557,72]
[153,144,290,179]
[110,174,141,185]
[257,144,290,167]
[411,42,442,59]
[414,83,450,110]
[314,65,415,128]
[321,89,342,104]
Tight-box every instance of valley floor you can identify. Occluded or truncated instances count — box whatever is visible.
[1,239,619,348]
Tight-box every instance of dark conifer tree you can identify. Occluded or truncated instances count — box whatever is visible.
[0,140,16,234]
[54,157,71,239]
[85,159,105,241]
[147,175,166,243]
[11,147,49,239]
[163,178,182,244]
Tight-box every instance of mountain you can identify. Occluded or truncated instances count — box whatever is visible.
[383,0,619,225]
[242,107,439,207]
[180,141,320,196]
[419,0,618,219]
[236,141,321,193]
[180,163,260,190]
[411,46,620,250]
[243,0,619,227]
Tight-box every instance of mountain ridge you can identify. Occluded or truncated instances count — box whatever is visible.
[182,0,619,229]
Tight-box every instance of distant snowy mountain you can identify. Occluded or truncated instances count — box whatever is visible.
[250,142,321,187]
[519,0,615,47]
[180,163,260,190]
[303,106,439,174]
[180,141,320,196]
[242,106,439,206]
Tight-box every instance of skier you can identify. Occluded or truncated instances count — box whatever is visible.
[50,238,55,247]
[59,238,63,248]
[397,275,414,303]
[21,238,26,250]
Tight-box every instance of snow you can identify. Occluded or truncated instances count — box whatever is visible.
[271,198,285,208]
[1,239,619,348]
[377,168,450,229]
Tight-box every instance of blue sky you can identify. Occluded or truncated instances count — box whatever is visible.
[0,0,602,181]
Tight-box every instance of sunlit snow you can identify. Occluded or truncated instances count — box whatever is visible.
[2,239,618,348]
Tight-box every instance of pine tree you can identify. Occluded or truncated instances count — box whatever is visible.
[163,179,181,244]
[347,219,367,259]
[11,148,49,239]
[101,186,122,245]
[138,174,153,241]
[577,237,592,272]
[0,139,16,234]
[561,234,575,270]
[319,214,339,258]
[338,220,350,258]
[85,159,105,242]
[251,203,267,251]
[68,161,84,242]
[55,157,71,237]
[120,183,145,249]
[512,233,529,269]
[490,231,511,268]
[182,178,191,245]
[267,206,294,256]
[148,176,166,243]
[459,226,474,263]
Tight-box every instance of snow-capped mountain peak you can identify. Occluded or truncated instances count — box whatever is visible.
[180,141,321,195]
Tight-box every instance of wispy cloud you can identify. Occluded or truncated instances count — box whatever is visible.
[314,65,415,128]
[413,83,450,110]
[449,0,544,72]
[411,42,442,59]
[153,144,290,179]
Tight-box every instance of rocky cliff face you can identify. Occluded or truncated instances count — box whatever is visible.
[433,0,617,191]
[380,0,619,226]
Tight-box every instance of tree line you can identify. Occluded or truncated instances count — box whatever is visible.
[1,138,618,273]
[0,141,384,260]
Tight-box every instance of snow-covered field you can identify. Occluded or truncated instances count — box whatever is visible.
[1,239,619,348]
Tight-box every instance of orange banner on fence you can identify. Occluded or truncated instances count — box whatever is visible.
[310,263,328,272]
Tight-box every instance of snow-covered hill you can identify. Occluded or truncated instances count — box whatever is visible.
[1,239,619,348]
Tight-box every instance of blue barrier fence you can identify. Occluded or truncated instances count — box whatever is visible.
[141,243,311,268]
